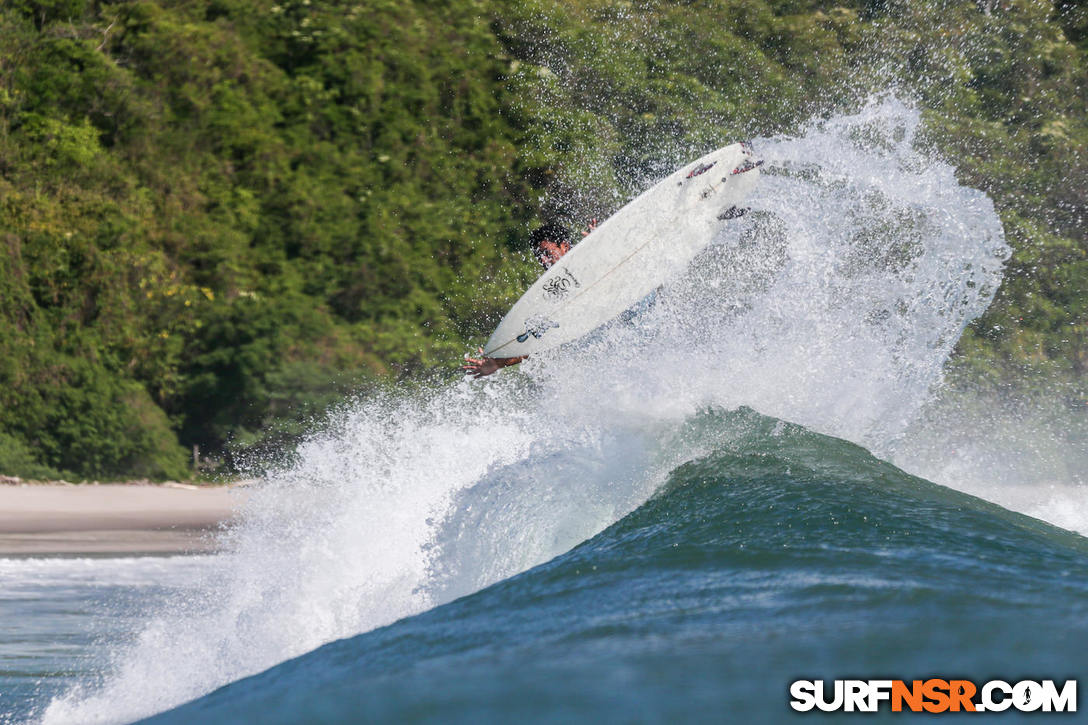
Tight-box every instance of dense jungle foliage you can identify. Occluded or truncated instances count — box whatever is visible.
[0,0,1084,479]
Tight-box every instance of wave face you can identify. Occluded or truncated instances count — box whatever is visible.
[141,409,1088,724]
[39,96,1067,724]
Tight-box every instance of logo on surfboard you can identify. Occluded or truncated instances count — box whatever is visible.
[517,315,559,343]
[542,266,581,301]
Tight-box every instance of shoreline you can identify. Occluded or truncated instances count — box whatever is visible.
[0,482,246,556]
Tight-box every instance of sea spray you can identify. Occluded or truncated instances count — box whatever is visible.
[38,383,674,725]
[892,380,1088,536]
[39,96,1016,724]
[538,95,1009,454]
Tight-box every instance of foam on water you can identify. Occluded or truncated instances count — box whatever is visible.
[0,557,215,591]
[37,95,1079,725]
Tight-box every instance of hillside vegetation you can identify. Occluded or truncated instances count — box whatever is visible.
[0,0,1084,479]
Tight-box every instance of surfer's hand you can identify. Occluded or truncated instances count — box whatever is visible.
[582,218,598,237]
[462,348,501,378]
[462,348,526,378]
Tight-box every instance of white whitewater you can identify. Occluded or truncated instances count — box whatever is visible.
[38,96,1081,725]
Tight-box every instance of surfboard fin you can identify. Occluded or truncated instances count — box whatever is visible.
[731,159,764,175]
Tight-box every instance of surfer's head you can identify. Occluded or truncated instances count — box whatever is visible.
[529,223,572,269]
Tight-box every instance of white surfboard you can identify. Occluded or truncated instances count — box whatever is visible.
[484,142,761,357]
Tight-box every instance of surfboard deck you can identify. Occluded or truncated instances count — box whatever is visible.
[484,142,761,358]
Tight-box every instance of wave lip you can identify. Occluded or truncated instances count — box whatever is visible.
[139,408,1088,724]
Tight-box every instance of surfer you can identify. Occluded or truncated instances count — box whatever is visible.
[529,222,575,269]
[462,221,591,378]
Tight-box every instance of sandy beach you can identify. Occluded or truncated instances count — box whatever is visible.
[0,484,244,555]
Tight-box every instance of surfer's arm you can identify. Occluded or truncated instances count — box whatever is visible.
[462,347,527,378]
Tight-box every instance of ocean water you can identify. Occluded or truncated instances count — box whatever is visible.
[139,410,1088,723]
[0,557,214,723]
[3,97,1085,724]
